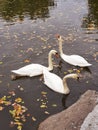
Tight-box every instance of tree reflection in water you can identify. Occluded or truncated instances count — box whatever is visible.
[0,0,55,22]
[82,0,98,29]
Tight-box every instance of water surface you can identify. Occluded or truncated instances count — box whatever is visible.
[0,0,98,130]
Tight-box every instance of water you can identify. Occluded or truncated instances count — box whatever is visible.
[0,0,98,130]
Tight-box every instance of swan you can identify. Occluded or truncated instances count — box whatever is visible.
[11,50,58,79]
[57,35,92,67]
[43,69,79,94]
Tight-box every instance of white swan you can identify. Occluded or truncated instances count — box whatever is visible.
[11,50,58,79]
[57,35,92,67]
[43,69,79,94]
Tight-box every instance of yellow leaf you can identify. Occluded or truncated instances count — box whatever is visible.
[9,110,16,117]
[14,121,23,125]
[0,106,4,111]
[15,98,22,103]
[41,91,47,95]
[52,104,57,107]
[40,104,47,108]
[64,72,67,74]
[0,62,3,65]
[17,125,22,130]
[24,59,30,63]
[4,101,11,106]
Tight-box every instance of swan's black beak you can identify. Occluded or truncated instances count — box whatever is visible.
[77,74,83,82]
[77,76,80,82]
[55,34,60,39]
[55,52,59,58]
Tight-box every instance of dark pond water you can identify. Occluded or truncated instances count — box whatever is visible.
[0,0,98,130]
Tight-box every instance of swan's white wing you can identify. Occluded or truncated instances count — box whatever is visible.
[43,70,64,94]
[11,64,48,77]
[61,54,92,67]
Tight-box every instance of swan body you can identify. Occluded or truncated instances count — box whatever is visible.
[43,69,79,94]
[57,36,92,67]
[11,50,58,77]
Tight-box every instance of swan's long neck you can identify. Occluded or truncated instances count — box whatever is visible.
[58,37,63,55]
[48,51,54,71]
[63,74,77,94]
[62,77,70,94]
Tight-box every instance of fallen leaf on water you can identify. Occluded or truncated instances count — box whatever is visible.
[24,59,30,63]
[0,80,2,83]
[9,121,15,127]
[19,87,24,91]
[40,37,47,42]
[15,98,22,103]
[68,69,73,73]
[37,99,40,102]
[86,81,89,84]
[0,61,3,65]
[64,72,67,75]
[40,104,47,108]
[0,106,4,111]
[44,111,50,115]
[9,102,27,130]
[17,125,22,130]
[0,96,11,106]
[52,104,57,107]
[26,48,33,52]
[27,113,30,117]
[8,91,16,96]
[32,117,36,121]
[41,91,47,95]
[14,35,18,39]
[4,101,11,106]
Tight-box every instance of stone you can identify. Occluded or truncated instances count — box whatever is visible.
[80,104,98,130]
[38,90,98,130]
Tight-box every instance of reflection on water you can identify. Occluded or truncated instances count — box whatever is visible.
[0,0,98,130]
[82,0,98,29]
[0,0,55,22]
[0,0,98,32]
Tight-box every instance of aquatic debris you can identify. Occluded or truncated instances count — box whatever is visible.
[9,102,27,130]
[0,94,27,130]
[32,117,37,122]
[44,111,50,115]
[52,104,57,107]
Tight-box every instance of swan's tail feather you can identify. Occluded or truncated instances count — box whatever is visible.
[11,70,22,75]
[80,63,92,67]
[11,70,18,73]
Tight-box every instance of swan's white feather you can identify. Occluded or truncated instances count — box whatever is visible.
[11,64,48,77]
[58,36,92,67]
[11,50,58,78]
[61,54,92,67]
[43,69,65,94]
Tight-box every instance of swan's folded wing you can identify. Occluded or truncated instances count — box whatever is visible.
[62,54,92,66]
[43,70,63,93]
[11,64,47,77]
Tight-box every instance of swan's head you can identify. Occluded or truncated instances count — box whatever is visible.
[71,73,80,80]
[50,50,59,58]
[55,34,64,43]
[65,73,80,80]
